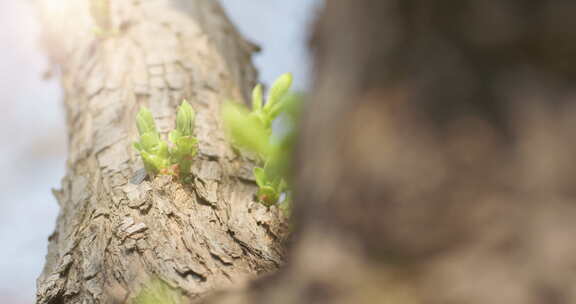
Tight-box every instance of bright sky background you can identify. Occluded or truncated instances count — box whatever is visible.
[0,0,320,303]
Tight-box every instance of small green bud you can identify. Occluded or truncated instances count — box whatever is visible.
[176,100,195,136]
[156,141,170,160]
[168,130,181,144]
[134,102,198,181]
[221,73,297,208]
[171,135,197,161]
[140,151,157,175]
[138,132,161,152]
[252,84,263,111]
[136,107,157,136]
[169,129,198,179]
[222,102,271,159]
[253,167,266,188]
[268,97,286,121]
[265,73,292,113]
[133,278,184,304]
[141,151,169,175]
[257,185,279,207]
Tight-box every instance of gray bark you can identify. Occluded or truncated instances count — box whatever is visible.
[38,1,576,304]
[35,1,288,303]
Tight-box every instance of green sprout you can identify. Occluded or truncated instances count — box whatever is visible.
[223,73,297,207]
[133,279,184,304]
[169,101,198,180]
[133,108,170,176]
[133,100,198,181]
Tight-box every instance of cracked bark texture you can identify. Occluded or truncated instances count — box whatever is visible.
[36,1,288,303]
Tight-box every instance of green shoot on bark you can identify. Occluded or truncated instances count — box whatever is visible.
[133,100,198,181]
[133,279,184,304]
[223,73,297,207]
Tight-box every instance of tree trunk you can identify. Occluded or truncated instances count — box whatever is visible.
[39,0,576,303]
[295,1,576,303]
[36,1,288,303]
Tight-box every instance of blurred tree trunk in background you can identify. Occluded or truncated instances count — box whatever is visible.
[37,0,576,303]
[35,1,289,303]
[288,0,576,303]
[208,0,576,303]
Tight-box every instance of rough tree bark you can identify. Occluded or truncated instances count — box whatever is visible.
[39,0,576,303]
[36,1,288,303]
